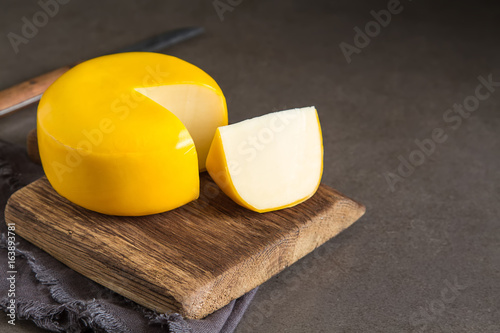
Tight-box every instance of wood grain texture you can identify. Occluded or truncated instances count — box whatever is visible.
[0,65,75,117]
[5,174,365,319]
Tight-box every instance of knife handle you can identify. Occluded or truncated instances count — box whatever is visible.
[27,129,41,165]
[0,64,77,118]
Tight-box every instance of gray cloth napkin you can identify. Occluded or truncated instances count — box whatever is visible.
[0,140,257,333]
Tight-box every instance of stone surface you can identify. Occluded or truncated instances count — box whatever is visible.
[1,0,499,332]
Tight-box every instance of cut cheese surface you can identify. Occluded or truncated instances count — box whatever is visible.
[37,52,226,216]
[206,107,323,213]
[135,84,226,170]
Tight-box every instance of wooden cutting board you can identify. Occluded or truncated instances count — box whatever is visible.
[5,173,365,319]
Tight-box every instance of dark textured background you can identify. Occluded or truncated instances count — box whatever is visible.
[1,0,499,332]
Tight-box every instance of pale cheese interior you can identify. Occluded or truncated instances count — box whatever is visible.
[135,84,225,169]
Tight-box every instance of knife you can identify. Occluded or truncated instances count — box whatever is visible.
[0,26,204,118]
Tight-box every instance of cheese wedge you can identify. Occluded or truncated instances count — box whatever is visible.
[38,52,226,216]
[206,107,323,213]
